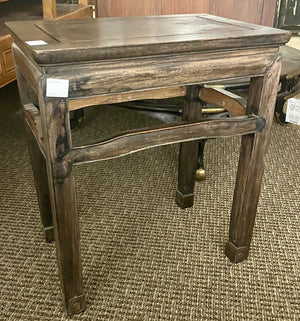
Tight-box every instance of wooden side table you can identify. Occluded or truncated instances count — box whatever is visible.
[6,15,290,315]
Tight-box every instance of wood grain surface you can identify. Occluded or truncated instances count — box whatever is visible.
[10,13,289,315]
[162,0,208,14]
[96,0,277,26]
[68,115,265,164]
[6,15,290,64]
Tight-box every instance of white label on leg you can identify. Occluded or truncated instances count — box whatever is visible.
[46,78,69,98]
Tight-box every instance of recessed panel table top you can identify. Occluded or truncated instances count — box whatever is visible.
[6,14,291,64]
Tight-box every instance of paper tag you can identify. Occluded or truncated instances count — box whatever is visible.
[25,40,48,46]
[286,98,300,125]
[46,78,69,98]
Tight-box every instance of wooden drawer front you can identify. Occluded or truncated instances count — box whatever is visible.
[3,48,14,72]
[0,34,16,87]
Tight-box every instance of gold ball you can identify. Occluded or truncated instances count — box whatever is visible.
[195,168,206,181]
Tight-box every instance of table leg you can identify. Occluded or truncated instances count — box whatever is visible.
[38,84,85,315]
[25,122,54,242]
[15,68,54,242]
[225,55,282,263]
[176,85,203,208]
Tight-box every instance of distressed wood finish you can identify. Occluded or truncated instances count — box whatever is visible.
[48,51,277,99]
[6,16,289,64]
[25,119,54,242]
[225,55,282,263]
[199,87,246,116]
[68,115,264,164]
[175,86,203,208]
[23,103,43,144]
[7,15,290,315]
[15,67,54,242]
[69,86,187,111]
[12,44,42,95]
[38,88,85,315]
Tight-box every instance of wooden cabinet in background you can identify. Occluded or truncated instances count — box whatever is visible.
[0,0,93,88]
[97,0,161,17]
[161,0,209,14]
[212,0,277,27]
[0,34,14,87]
[97,0,277,27]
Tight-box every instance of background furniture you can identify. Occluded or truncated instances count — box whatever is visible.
[275,45,300,124]
[42,0,92,19]
[275,0,300,31]
[7,15,290,315]
[97,0,277,26]
[0,0,92,88]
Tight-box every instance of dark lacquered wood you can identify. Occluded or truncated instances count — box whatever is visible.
[8,14,291,315]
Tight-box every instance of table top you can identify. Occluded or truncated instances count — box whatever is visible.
[6,14,291,64]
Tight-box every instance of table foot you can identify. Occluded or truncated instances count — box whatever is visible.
[225,241,249,263]
[175,191,194,208]
[67,295,87,316]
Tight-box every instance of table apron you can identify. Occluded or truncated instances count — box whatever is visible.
[55,51,278,100]
[12,43,279,104]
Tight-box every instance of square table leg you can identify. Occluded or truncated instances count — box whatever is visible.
[176,85,203,208]
[38,79,86,315]
[225,55,282,263]
[15,68,54,242]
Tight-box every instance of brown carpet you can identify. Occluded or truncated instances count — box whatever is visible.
[0,81,299,320]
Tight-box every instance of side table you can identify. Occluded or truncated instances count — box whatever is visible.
[6,15,290,315]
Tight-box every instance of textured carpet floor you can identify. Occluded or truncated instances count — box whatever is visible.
[0,82,299,321]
